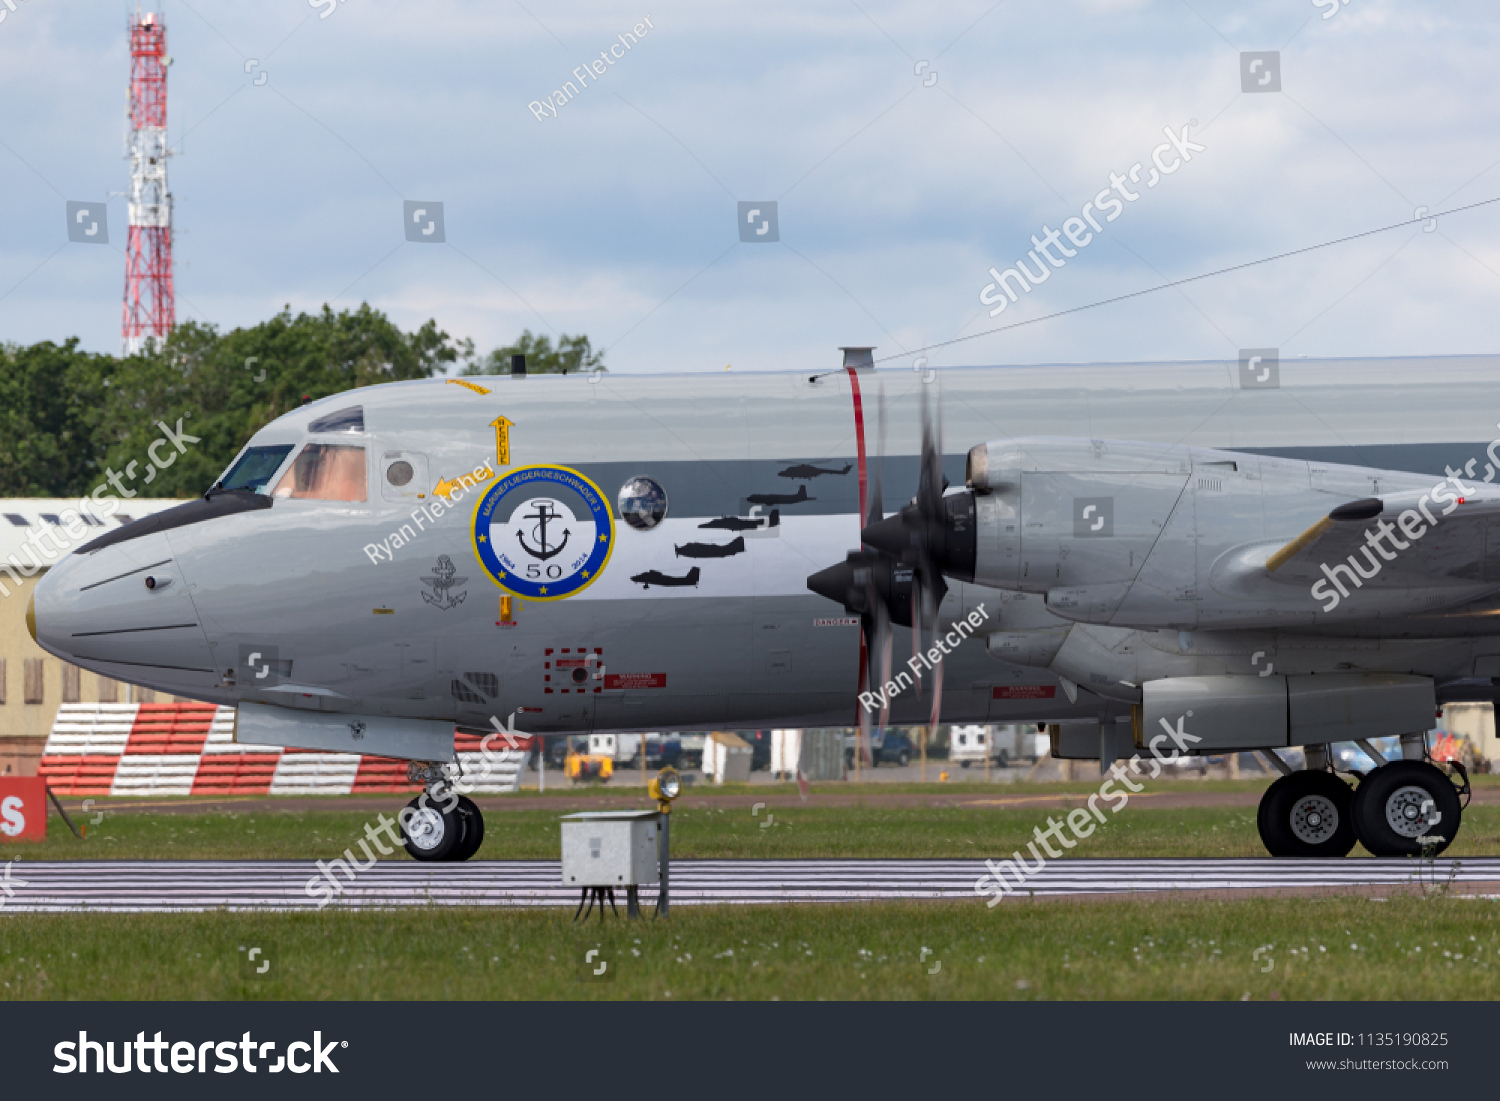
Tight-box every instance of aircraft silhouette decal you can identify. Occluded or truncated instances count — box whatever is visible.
[778,462,851,480]
[631,566,701,588]
[746,485,814,506]
[674,536,746,559]
[699,508,779,531]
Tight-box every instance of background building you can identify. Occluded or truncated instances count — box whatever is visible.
[0,498,188,775]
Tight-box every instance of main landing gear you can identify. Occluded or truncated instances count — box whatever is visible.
[398,763,486,862]
[1257,768,1357,858]
[1255,737,1468,858]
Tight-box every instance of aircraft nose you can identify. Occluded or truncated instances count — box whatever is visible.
[30,532,220,692]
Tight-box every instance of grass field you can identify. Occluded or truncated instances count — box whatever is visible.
[2,895,1497,1000]
[8,793,1500,861]
[6,781,1497,1002]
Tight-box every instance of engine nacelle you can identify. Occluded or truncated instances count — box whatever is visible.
[1138,673,1435,752]
[963,437,1190,595]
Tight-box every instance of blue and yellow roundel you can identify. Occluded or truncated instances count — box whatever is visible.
[471,465,614,601]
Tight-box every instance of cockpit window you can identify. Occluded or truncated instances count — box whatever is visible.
[272,444,368,502]
[307,405,364,434]
[218,445,294,493]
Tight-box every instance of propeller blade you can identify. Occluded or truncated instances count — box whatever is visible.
[924,568,945,728]
[856,634,873,770]
[876,600,892,736]
[910,585,922,700]
[929,656,944,731]
[866,383,887,530]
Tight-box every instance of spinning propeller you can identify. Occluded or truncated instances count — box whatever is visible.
[807,384,976,750]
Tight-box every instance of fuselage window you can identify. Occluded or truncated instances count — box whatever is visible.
[272,444,368,502]
[307,406,365,434]
[219,444,295,493]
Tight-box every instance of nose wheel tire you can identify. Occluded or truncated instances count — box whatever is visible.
[1350,760,1461,857]
[450,795,485,861]
[1256,770,1356,857]
[399,795,463,862]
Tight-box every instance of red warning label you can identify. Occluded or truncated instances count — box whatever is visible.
[992,686,1057,699]
[604,673,667,690]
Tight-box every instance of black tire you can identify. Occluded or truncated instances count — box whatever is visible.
[1257,771,1357,858]
[1350,760,1461,857]
[399,794,463,862]
[897,750,910,767]
[997,751,1010,767]
[960,761,971,769]
[449,795,485,862]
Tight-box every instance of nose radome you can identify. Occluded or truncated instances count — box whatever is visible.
[30,532,219,692]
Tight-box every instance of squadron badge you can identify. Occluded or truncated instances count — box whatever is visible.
[471,464,614,601]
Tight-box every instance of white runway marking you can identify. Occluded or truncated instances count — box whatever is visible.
[2,858,1497,912]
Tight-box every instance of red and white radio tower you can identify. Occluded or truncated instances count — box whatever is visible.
[122,10,174,356]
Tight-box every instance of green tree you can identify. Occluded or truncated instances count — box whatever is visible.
[96,304,466,498]
[462,329,604,376]
[0,339,110,497]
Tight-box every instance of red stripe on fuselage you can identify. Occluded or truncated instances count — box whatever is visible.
[846,366,869,523]
[845,366,869,729]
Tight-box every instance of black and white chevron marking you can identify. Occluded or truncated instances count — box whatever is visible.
[1,858,1496,912]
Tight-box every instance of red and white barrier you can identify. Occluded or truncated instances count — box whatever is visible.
[38,703,530,797]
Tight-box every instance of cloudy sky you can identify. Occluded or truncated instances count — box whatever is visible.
[2,0,1498,374]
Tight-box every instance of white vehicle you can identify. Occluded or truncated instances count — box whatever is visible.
[951,724,1033,767]
[587,732,621,760]
[950,725,993,768]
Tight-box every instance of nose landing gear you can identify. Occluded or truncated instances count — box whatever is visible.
[398,764,487,862]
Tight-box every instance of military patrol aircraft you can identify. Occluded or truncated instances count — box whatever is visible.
[26,353,1500,863]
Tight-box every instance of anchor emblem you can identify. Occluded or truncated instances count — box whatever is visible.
[420,554,468,610]
[516,500,571,561]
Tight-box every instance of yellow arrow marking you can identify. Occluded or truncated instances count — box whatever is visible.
[434,468,496,500]
[491,416,514,467]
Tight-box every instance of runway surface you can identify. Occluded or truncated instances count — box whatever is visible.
[5,857,1500,911]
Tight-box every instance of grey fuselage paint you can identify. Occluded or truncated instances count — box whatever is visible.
[29,353,1500,741]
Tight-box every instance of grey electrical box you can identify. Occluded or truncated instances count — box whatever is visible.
[559,811,661,887]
